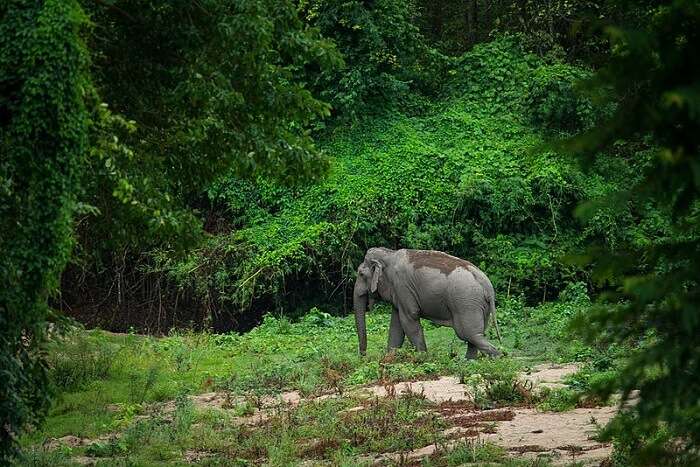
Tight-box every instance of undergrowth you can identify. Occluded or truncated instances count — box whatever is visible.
[19,292,628,465]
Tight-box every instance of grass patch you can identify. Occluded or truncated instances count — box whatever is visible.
[536,387,579,412]
[457,358,529,408]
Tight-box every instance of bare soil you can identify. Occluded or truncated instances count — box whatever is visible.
[42,363,617,466]
[185,362,614,465]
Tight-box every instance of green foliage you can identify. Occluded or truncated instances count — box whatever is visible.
[89,0,340,186]
[458,357,524,408]
[84,438,127,458]
[62,0,343,316]
[567,1,700,462]
[484,1,627,59]
[527,63,596,133]
[536,388,579,412]
[439,440,508,465]
[0,0,91,459]
[14,447,75,467]
[300,0,445,120]
[416,0,636,62]
[499,283,595,362]
[169,39,649,320]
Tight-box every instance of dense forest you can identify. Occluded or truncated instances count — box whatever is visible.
[1,0,698,465]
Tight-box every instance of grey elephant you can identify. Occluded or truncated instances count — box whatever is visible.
[353,247,501,358]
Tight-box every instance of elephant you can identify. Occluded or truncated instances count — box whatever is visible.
[352,247,501,359]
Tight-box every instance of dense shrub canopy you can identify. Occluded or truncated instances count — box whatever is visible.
[300,0,445,121]
[0,0,90,459]
[79,0,342,252]
[167,40,659,324]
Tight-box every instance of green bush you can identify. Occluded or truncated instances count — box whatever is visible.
[300,0,447,121]
[15,447,74,467]
[442,440,507,465]
[457,357,524,408]
[526,63,595,132]
[536,387,578,412]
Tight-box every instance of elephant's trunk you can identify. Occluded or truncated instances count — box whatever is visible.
[353,288,368,355]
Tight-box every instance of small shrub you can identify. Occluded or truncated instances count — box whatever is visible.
[16,447,74,467]
[456,358,524,408]
[442,439,507,465]
[128,365,160,404]
[170,341,193,373]
[346,362,380,385]
[233,400,256,417]
[457,357,521,385]
[222,359,306,396]
[536,387,579,412]
[558,281,590,305]
[85,438,127,458]
[383,362,440,382]
[110,403,144,430]
[301,307,336,327]
[172,392,194,439]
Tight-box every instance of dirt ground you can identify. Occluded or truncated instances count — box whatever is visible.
[189,362,614,465]
[44,363,617,465]
[363,364,614,466]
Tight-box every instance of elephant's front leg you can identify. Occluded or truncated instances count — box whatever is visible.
[387,308,405,351]
[398,308,427,352]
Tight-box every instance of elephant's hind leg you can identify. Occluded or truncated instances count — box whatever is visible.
[465,333,501,357]
[398,307,427,352]
[453,309,501,358]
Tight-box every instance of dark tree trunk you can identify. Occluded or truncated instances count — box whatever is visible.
[466,0,478,47]
[433,0,444,43]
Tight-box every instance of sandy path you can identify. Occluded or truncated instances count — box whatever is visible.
[364,363,615,465]
[481,406,615,464]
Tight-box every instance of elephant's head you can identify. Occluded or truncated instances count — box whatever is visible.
[353,248,392,355]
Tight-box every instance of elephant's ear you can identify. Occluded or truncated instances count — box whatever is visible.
[370,260,383,293]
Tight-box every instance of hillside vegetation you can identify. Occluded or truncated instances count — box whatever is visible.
[167,40,653,327]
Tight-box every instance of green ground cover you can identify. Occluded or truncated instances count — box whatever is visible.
[19,288,622,466]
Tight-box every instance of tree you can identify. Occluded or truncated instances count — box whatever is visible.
[82,0,341,242]
[1,0,342,456]
[299,0,442,120]
[0,0,91,459]
[60,0,342,328]
[570,0,700,463]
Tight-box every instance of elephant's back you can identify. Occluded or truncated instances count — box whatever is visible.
[402,249,474,276]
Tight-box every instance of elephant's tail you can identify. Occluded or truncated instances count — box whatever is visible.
[488,292,502,343]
